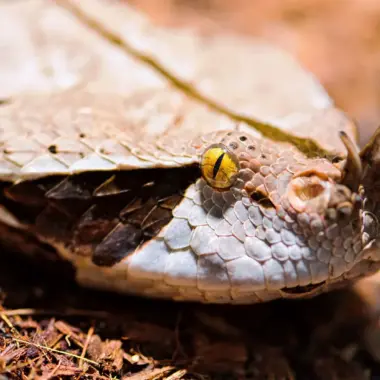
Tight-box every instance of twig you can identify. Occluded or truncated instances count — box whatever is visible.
[12,337,99,366]
[165,369,188,380]
[0,308,110,319]
[79,326,94,369]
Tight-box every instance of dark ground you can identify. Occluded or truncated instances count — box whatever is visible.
[2,237,380,379]
[2,1,380,379]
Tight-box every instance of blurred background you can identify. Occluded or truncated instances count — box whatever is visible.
[129,0,380,147]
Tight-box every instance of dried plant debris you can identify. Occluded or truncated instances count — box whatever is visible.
[0,250,379,379]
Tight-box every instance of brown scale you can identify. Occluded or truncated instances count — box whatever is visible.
[3,166,200,267]
[221,132,360,227]
[220,133,295,206]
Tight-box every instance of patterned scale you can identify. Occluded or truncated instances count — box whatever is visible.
[1,126,379,304]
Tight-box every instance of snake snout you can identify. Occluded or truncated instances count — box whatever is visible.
[325,184,361,221]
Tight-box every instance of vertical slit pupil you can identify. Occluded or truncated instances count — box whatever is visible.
[213,153,225,179]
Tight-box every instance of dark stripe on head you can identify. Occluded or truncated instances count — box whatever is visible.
[213,153,225,179]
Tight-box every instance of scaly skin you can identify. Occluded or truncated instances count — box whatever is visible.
[67,130,380,304]
[0,92,379,304]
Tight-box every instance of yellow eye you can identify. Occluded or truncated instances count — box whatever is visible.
[200,144,240,190]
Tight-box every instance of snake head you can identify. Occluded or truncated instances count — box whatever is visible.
[200,130,361,224]
[194,130,379,300]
